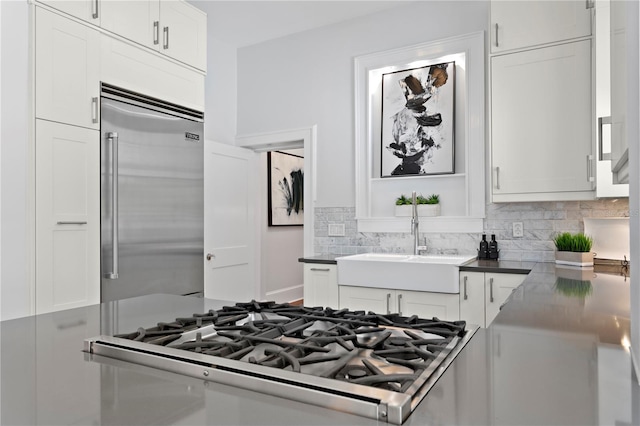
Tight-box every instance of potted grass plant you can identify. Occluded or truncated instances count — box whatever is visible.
[394,194,440,217]
[553,232,594,267]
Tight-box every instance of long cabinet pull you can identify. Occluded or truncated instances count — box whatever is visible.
[586,155,594,182]
[310,268,330,272]
[489,277,494,303]
[495,23,499,47]
[163,26,169,49]
[92,0,98,19]
[57,221,87,225]
[91,97,98,124]
[153,21,160,45]
[495,166,501,190]
[397,293,402,316]
[105,132,119,280]
[386,293,391,315]
[598,116,612,161]
[463,276,468,300]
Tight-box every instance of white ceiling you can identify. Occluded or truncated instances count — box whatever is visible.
[189,1,411,48]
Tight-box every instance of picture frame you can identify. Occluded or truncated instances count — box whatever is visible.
[268,151,304,226]
[381,61,455,177]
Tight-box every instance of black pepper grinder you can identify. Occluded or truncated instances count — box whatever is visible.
[479,234,489,259]
[488,234,499,259]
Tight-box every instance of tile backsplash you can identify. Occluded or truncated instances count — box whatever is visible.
[314,199,629,262]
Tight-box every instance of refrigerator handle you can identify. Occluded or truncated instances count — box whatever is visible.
[105,132,119,280]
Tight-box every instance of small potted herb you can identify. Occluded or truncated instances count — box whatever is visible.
[394,194,440,217]
[553,232,594,267]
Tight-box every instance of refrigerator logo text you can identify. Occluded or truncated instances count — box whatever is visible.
[185,132,200,142]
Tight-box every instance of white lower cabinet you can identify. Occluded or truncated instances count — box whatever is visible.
[303,264,338,308]
[459,271,525,327]
[35,120,100,314]
[339,286,460,321]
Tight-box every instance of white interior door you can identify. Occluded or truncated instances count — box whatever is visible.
[204,141,259,302]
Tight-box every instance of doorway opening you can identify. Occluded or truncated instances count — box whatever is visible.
[235,126,316,304]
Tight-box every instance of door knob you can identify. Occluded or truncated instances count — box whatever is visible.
[206,253,215,261]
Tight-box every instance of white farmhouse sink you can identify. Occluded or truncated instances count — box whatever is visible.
[336,253,476,293]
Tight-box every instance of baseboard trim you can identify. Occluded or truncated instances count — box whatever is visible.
[265,284,303,304]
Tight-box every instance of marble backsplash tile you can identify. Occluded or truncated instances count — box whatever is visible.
[314,199,629,262]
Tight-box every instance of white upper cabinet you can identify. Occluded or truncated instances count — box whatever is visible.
[608,0,638,184]
[100,0,159,50]
[490,0,592,53]
[491,40,594,200]
[100,0,206,71]
[37,0,100,25]
[37,0,207,72]
[35,7,100,129]
[159,1,207,71]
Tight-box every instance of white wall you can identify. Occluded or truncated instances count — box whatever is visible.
[259,149,303,302]
[204,34,237,144]
[236,1,488,208]
[0,0,30,320]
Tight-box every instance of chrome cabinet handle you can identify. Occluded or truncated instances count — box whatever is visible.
[586,155,594,182]
[495,23,499,47]
[489,277,494,303]
[397,293,402,316]
[598,116,612,160]
[386,293,391,315]
[495,166,501,190]
[105,132,119,280]
[310,268,330,272]
[206,253,215,261]
[163,26,169,49]
[463,276,468,300]
[92,0,98,19]
[57,221,87,225]
[153,21,159,45]
[91,97,98,124]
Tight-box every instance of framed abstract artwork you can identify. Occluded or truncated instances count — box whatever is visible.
[380,61,455,177]
[268,151,304,226]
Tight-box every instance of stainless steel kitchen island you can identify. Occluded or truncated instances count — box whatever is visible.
[1,262,638,425]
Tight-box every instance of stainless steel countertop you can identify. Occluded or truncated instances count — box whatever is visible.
[1,263,638,425]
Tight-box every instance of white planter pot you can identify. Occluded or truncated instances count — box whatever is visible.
[394,204,440,217]
[554,251,594,267]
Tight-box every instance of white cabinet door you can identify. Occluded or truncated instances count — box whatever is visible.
[485,273,524,326]
[100,0,159,50]
[459,272,485,327]
[159,0,207,71]
[399,290,460,321]
[35,120,100,314]
[490,0,591,53]
[609,0,633,183]
[303,264,338,308]
[339,286,392,314]
[35,7,100,130]
[100,33,205,111]
[491,40,594,200]
[37,0,100,25]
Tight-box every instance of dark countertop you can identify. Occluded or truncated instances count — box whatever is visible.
[459,259,535,274]
[298,254,340,264]
[300,255,537,274]
[1,263,638,425]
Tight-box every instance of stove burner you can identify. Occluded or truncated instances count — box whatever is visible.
[87,300,478,425]
[111,301,467,395]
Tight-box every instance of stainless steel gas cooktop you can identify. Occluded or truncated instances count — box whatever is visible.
[85,301,478,424]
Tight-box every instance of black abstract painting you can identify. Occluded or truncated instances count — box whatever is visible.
[381,61,455,177]
[268,151,304,226]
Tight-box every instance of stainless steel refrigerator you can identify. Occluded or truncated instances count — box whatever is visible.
[100,84,204,302]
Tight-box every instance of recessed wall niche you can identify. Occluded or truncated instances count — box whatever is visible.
[354,31,485,233]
